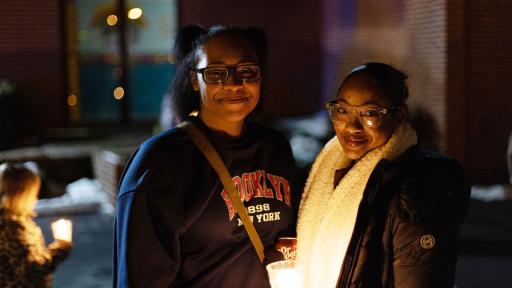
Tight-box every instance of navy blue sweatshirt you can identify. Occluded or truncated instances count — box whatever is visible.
[113,118,299,287]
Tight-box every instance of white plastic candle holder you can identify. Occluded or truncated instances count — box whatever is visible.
[51,219,73,242]
[266,260,302,288]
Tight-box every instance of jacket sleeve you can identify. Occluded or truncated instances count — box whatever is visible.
[115,190,185,288]
[264,134,300,265]
[113,143,187,288]
[390,155,471,288]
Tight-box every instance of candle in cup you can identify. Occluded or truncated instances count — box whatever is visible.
[266,260,302,288]
[51,219,73,242]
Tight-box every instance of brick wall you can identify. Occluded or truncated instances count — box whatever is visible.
[463,0,512,184]
[322,0,512,183]
[0,0,65,131]
[322,0,448,148]
[446,0,466,164]
[178,0,322,118]
[403,0,447,150]
[321,0,411,101]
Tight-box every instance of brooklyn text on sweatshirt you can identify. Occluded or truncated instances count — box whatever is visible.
[221,169,291,221]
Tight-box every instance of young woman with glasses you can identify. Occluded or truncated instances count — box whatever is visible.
[113,25,299,287]
[296,62,470,287]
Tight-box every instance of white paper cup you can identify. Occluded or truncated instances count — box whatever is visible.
[266,260,302,288]
[51,219,73,242]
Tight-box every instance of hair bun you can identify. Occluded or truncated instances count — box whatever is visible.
[172,25,206,64]
[245,27,267,64]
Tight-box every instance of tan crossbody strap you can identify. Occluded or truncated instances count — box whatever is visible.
[178,121,265,263]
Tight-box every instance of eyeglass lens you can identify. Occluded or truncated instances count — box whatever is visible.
[203,65,260,83]
[328,104,383,128]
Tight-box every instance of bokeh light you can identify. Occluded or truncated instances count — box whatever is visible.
[113,87,125,100]
[67,94,78,106]
[106,14,118,26]
[127,8,142,20]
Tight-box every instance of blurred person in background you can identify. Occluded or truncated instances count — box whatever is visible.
[0,163,71,288]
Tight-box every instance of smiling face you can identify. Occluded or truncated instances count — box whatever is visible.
[191,34,261,134]
[334,73,403,160]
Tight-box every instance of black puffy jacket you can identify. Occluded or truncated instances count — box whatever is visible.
[336,146,471,288]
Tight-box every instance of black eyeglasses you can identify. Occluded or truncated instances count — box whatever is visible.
[325,100,401,128]
[194,64,261,84]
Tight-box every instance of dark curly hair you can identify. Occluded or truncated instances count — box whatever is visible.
[338,62,409,106]
[169,25,267,122]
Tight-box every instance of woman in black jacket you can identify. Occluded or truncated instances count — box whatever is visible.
[297,62,470,288]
